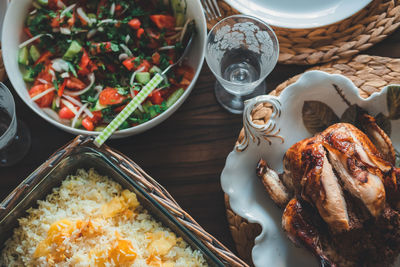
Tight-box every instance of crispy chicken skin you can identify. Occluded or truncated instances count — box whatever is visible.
[257,121,400,267]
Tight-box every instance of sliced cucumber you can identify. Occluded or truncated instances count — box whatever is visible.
[92,100,107,111]
[23,68,35,82]
[142,101,152,113]
[94,125,107,131]
[136,72,150,84]
[149,65,162,75]
[29,45,41,62]
[37,0,48,6]
[166,88,184,108]
[63,41,82,61]
[18,47,30,66]
[171,0,186,27]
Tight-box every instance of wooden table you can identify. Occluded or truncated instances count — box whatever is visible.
[2,28,400,255]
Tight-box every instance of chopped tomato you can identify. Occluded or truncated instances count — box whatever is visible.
[48,0,60,10]
[82,117,94,131]
[97,0,107,16]
[138,60,151,72]
[99,87,126,105]
[128,18,141,30]
[114,104,127,113]
[78,49,91,75]
[29,84,54,108]
[34,65,53,85]
[24,27,33,38]
[122,58,135,71]
[151,52,160,65]
[90,111,103,123]
[67,10,76,27]
[106,64,116,72]
[115,4,122,11]
[51,17,62,28]
[90,42,112,54]
[58,79,67,96]
[122,58,150,72]
[66,77,86,90]
[34,51,53,66]
[137,28,145,39]
[150,91,163,105]
[58,106,75,119]
[150,15,175,30]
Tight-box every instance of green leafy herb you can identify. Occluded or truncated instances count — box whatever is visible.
[387,85,400,120]
[302,101,339,135]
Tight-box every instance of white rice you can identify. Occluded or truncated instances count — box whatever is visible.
[0,169,208,267]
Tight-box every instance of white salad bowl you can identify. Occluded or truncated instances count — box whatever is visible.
[1,0,206,138]
[221,70,400,266]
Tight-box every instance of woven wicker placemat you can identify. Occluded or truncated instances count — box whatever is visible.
[227,54,400,266]
[208,0,400,65]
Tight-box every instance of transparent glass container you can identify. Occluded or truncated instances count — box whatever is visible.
[0,136,247,266]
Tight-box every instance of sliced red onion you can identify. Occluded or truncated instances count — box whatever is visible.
[110,3,115,16]
[119,53,129,61]
[77,7,92,26]
[60,27,71,35]
[37,78,50,85]
[60,3,76,18]
[64,73,95,96]
[29,9,37,15]
[180,19,191,42]
[97,19,118,26]
[130,67,145,86]
[19,34,54,49]
[158,45,175,51]
[98,26,104,32]
[52,58,69,72]
[125,34,131,44]
[87,29,98,39]
[71,103,89,128]
[57,0,66,9]
[120,44,132,56]
[48,69,56,82]
[61,72,70,78]
[52,28,60,33]
[55,95,61,108]
[61,99,78,114]
[31,87,55,101]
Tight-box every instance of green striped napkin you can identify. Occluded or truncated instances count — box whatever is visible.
[94,73,164,147]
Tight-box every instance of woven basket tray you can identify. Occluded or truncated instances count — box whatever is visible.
[208,0,400,65]
[227,54,400,266]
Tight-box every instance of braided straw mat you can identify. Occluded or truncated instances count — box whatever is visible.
[208,0,400,65]
[227,54,400,265]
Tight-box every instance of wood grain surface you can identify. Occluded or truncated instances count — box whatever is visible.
[1,28,400,256]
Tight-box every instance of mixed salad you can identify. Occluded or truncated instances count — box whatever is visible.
[18,0,194,131]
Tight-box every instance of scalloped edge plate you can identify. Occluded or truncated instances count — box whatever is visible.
[221,70,400,267]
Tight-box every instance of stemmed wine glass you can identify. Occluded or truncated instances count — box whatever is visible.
[206,15,279,114]
[0,83,31,167]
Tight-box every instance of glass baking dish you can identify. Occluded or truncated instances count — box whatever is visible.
[0,136,246,266]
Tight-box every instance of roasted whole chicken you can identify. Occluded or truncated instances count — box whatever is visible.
[257,114,400,267]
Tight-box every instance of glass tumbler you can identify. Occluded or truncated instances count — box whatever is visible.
[206,15,279,114]
[0,83,31,167]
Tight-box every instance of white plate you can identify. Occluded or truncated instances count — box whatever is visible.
[2,0,206,138]
[223,0,372,29]
[221,70,400,267]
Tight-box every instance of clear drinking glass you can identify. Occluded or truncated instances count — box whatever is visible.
[0,83,31,167]
[206,15,279,114]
